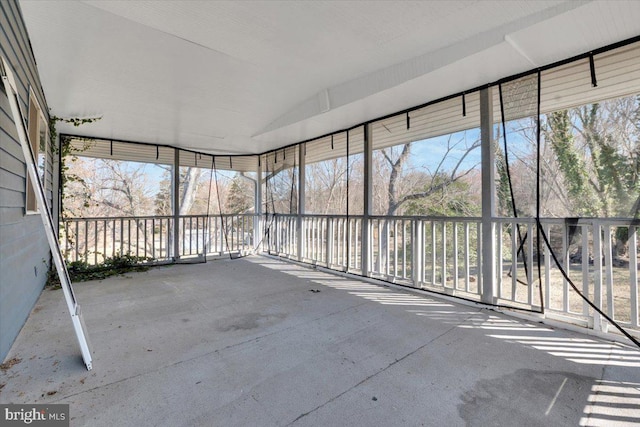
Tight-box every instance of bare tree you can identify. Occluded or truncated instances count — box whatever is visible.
[378,133,481,217]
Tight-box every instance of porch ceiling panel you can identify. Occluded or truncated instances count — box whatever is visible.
[19,1,640,157]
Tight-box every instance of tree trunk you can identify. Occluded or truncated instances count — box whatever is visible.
[179,168,201,215]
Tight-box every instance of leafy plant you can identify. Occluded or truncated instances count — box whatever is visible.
[46,253,154,287]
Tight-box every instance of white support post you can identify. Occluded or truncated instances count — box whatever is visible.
[173,148,180,260]
[297,144,305,261]
[480,87,496,305]
[361,123,372,277]
[1,57,92,370]
[255,157,263,253]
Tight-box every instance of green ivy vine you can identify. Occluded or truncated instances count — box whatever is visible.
[48,113,101,213]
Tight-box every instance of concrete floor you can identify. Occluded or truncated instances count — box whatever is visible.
[1,255,639,426]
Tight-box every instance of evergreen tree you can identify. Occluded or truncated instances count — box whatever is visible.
[226,174,253,214]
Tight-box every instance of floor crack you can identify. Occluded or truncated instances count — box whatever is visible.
[287,312,476,425]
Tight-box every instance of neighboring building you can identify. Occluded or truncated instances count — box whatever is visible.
[0,0,53,360]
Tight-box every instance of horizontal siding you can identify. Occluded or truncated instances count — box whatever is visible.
[0,128,23,161]
[0,215,49,359]
[0,168,24,191]
[0,206,24,224]
[0,1,47,114]
[0,187,24,208]
[0,146,25,178]
[6,1,47,106]
[0,0,50,362]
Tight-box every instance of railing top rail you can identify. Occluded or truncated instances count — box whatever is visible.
[63,213,258,222]
[300,214,364,219]
[63,215,174,222]
[64,214,640,226]
[369,215,481,222]
[178,213,257,219]
[494,216,640,226]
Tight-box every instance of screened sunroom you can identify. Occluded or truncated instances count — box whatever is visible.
[2,1,640,425]
[54,39,640,342]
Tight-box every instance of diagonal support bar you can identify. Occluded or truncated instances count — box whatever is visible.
[1,57,92,370]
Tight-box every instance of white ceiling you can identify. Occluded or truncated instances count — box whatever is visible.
[19,1,640,155]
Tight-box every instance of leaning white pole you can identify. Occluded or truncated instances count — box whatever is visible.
[1,57,93,370]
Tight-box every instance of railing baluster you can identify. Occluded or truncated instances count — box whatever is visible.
[603,225,614,319]
[496,222,503,298]
[376,220,382,274]
[562,222,568,313]
[453,221,459,290]
[393,220,398,277]
[84,220,88,262]
[181,216,184,258]
[593,221,603,331]
[431,222,436,285]
[511,221,517,301]
[210,216,214,254]
[142,219,147,259]
[63,221,70,262]
[442,221,447,287]
[350,218,354,268]
[326,218,331,266]
[317,218,321,263]
[307,218,311,260]
[476,221,482,295]
[94,220,98,265]
[218,216,222,253]
[103,220,107,263]
[312,218,316,260]
[582,224,590,317]
[159,219,163,258]
[304,218,318,263]
[402,220,407,279]
[465,222,470,292]
[315,218,319,260]
[136,219,140,258]
[544,223,551,310]
[629,226,638,328]
[189,217,193,255]
[385,219,391,276]
[318,217,321,262]
[412,219,422,286]
[527,222,534,305]
[341,218,345,266]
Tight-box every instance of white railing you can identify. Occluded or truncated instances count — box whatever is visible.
[62,213,639,336]
[265,214,298,259]
[62,215,174,264]
[489,218,639,332]
[369,217,482,300]
[178,214,255,258]
[298,215,362,272]
[62,214,257,264]
[266,214,639,336]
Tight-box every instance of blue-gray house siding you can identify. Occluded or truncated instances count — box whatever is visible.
[0,0,53,361]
